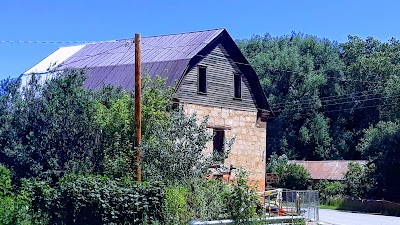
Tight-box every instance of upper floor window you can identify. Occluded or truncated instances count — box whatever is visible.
[234,73,242,99]
[198,66,207,94]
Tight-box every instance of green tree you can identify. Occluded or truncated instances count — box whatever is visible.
[0,70,103,182]
[357,121,400,201]
[343,162,376,199]
[316,180,344,204]
[238,33,343,160]
[267,153,311,190]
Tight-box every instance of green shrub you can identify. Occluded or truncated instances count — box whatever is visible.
[267,154,312,190]
[0,164,31,225]
[316,180,344,205]
[227,169,261,221]
[162,177,264,224]
[278,164,311,190]
[163,186,190,224]
[186,179,230,221]
[26,174,164,225]
[344,162,376,199]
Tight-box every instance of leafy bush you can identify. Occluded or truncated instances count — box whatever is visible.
[186,179,230,221]
[343,162,376,199]
[227,169,261,221]
[278,164,311,190]
[162,176,263,224]
[26,174,164,225]
[316,180,344,205]
[162,179,232,224]
[0,164,31,225]
[163,186,190,224]
[267,153,311,190]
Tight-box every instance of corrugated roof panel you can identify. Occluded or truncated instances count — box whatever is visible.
[22,29,224,92]
[24,45,86,74]
[289,160,369,181]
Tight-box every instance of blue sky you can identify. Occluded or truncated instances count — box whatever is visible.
[1,0,399,80]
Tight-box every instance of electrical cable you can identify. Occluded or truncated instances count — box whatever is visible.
[14,39,400,116]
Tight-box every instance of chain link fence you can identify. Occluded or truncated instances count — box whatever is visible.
[264,189,319,222]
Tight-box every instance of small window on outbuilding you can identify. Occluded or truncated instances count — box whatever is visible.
[234,73,242,99]
[198,66,207,94]
[213,129,225,157]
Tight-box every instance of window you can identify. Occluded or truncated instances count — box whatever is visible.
[234,73,242,99]
[198,66,207,94]
[213,129,225,157]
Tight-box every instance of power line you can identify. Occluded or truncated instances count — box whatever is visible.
[16,39,397,114]
[54,42,395,114]
[271,91,383,108]
[57,42,128,68]
[269,101,399,118]
[105,40,135,79]
[17,39,388,85]
[0,40,93,44]
[272,94,400,113]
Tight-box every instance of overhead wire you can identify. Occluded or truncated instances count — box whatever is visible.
[141,43,400,116]
[141,42,389,110]
[92,42,400,115]
[268,89,383,108]
[11,39,399,116]
[0,40,93,44]
[271,91,383,109]
[106,40,135,76]
[272,94,400,113]
[268,101,400,119]
[57,42,129,68]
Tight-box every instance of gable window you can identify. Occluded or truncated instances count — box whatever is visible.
[213,129,225,161]
[233,73,242,99]
[198,66,207,94]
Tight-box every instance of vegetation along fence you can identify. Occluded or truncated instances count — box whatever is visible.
[264,189,319,222]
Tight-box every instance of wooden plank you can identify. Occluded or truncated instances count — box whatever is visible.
[176,44,257,111]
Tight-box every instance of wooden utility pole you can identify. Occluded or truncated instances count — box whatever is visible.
[134,33,142,182]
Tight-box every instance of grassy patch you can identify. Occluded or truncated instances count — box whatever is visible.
[319,204,339,210]
[320,198,400,217]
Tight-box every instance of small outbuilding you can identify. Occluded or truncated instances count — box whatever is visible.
[288,160,368,182]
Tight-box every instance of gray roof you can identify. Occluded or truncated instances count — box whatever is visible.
[21,28,270,111]
[23,29,223,91]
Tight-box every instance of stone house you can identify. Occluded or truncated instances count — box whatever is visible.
[21,29,272,191]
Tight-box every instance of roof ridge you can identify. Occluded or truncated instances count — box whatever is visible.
[76,28,226,46]
[140,28,225,38]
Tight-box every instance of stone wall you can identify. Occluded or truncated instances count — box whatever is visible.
[183,103,267,192]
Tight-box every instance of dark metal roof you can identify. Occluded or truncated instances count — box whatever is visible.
[21,28,271,111]
[56,29,224,90]
[288,160,369,181]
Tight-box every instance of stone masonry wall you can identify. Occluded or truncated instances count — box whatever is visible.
[183,103,267,192]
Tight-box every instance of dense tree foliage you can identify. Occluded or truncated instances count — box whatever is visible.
[357,121,400,201]
[238,34,344,160]
[239,34,400,201]
[0,70,102,182]
[0,69,258,224]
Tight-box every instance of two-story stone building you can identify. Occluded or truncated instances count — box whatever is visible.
[21,29,271,191]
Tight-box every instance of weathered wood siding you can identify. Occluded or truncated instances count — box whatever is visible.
[176,44,257,112]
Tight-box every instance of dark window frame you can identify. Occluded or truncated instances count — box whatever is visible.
[213,129,225,161]
[233,73,242,99]
[197,66,207,94]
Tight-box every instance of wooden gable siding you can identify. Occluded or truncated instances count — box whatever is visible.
[176,44,257,112]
